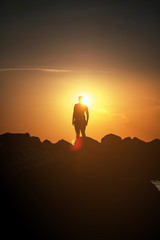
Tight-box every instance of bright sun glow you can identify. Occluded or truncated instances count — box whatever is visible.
[81,95,90,105]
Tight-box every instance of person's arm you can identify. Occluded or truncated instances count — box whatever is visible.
[72,105,75,125]
[86,106,89,125]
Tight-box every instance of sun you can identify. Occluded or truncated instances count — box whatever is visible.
[81,95,90,105]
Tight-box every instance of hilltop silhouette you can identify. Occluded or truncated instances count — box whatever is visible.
[0,132,160,239]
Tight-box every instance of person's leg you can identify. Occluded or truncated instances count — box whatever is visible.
[81,125,86,138]
[76,131,80,139]
[75,124,80,139]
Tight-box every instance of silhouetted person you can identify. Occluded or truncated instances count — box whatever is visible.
[72,96,89,139]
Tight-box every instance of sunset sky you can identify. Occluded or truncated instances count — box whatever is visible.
[0,1,160,143]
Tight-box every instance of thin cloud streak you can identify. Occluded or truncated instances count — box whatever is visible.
[0,67,114,74]
[0,67,71,73]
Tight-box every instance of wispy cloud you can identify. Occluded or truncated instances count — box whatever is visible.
[97,108,129,123]
[0,67,114,74]
[97,109,110,114]
[0,67,71,73]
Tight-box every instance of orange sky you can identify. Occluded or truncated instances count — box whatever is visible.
[1,2,160,143]
[0,69,160,143]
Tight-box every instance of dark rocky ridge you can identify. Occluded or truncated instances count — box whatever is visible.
[0,132,160,239]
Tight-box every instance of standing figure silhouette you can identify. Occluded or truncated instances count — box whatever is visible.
[72,96,89,139]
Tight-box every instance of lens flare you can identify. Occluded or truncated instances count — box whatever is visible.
[71,137,83,150]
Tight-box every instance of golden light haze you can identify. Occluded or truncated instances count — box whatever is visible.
[0,69,160,143]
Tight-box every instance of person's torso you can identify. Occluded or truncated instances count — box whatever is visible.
[74,103,87,120]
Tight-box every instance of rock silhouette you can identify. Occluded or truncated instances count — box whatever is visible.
[0,133,160,239]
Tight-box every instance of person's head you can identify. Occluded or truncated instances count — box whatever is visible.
[78,96,83,104]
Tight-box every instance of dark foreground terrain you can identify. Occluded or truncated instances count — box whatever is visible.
[0,133,160,239]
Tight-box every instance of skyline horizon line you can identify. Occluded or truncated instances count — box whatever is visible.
[1,131,159,144]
